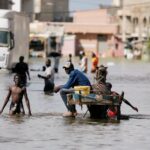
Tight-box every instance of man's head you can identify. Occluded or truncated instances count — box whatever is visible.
[46,59,51,67]
[106,82,112,91]
[95,65,108,83]
[19,56,24,62]
[14,74,21,85]
[92,52,96,57]
[63,61,74,74]
[69,54,72,58]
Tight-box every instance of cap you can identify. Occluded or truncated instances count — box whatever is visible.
[63,61,73,69]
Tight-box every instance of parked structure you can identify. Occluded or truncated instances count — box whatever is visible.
[29,22,65,57]
[0,9,29,69]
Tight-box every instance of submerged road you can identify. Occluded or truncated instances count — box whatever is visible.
[0,57,150,150]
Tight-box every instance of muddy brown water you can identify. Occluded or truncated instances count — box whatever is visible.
[0,58,150,150]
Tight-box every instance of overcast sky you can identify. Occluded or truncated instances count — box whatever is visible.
[69,0,112,11]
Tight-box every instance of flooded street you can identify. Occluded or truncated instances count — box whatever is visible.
[0,57,150,150]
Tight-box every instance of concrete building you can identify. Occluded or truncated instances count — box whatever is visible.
[116,0,150,42]
[22,0,69,22]
[28,8,123,57]
[0,0,69,22]
[64,9,123,57]
[37,0,69,22]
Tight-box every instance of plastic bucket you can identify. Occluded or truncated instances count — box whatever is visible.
[74,86,90,96]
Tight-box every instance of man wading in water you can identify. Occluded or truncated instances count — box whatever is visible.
[0,74,32,116]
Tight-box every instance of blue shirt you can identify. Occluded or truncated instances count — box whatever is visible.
[62,69,91,89]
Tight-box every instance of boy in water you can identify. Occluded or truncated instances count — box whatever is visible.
[0,74,32,116]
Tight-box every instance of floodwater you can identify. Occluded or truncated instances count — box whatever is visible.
[0,57,150,150]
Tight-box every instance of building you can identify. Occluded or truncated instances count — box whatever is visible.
[116,0,150,42]
[37,0,69,22]
[0,0,69,22]
[64,9,123,57]
[22,0,69,22]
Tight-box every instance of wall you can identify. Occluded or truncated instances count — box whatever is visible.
[76,33,97,55]
[123,0,150,5]
[61,35,76,56]
[74,9,110,24]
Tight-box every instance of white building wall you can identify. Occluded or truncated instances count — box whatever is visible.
[118,0,150,42]
[112,0,123,6]
[11,0,21,12]
[123,0,150,5]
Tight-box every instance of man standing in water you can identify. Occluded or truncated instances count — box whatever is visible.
[38,59,55,94]
[0,74,32,116]
[13,56,31,86]
[80,51,88,73]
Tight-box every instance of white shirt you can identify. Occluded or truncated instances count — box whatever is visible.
[44,66,54,83]
[80,56,88,72]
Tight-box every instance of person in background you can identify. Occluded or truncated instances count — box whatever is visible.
[13,56,30,86]
[0,74,32,116]
[91,52,99,73]
[53,49,61,73]
[54,56,60,73]
[68,53,72,63]
[80,51,88,73]
[38,59,55,94]
[79,50,84,61]
[54,61,91,117]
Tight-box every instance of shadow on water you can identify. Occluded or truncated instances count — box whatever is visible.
[129,114,150,120]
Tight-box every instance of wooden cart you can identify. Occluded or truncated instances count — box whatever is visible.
[67,92,123,120]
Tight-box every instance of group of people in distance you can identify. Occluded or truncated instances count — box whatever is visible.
[79,51,99,74]
[0,54,138,118]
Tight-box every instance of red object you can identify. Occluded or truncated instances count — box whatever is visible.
[107,108,117,118]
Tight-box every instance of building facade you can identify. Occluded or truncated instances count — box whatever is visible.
[22,0,69,22]
[64,9,123,57]
[0,0,69,22]
[116,0,150,42]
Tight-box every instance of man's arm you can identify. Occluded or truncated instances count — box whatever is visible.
[26,64,31,80]
[38,67,52,80]
[37,74,50,80]
[23,88,32,116]
[123,99,138,112]
[54,85,63,93]
[112,91,138,112]
[27,70,31,80]
[62,73,77,89]
[0,88,11,114]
